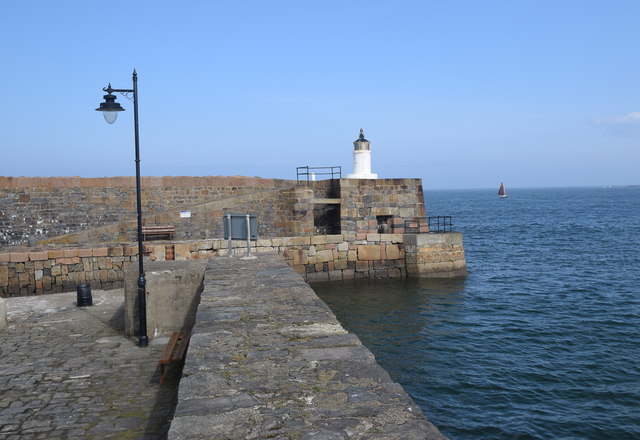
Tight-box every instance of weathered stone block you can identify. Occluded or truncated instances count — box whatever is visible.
[386,244,401,260]
[292,250,308,265]
[0,253,9,263]
[366,233,380,242]
[174,243,191,260]
[388,268,402,278]
[306,271,329,282]
[78,248,93,257]
[62,249,78,258]
[342,268,355,280]
[56,257,80,265]
[196,241,213,250]
[316,249,334,263]
[0,266,8,287]
[335,259,348,270]
[123,245,138,256]
[293,236,311,245]
[91,247,108,257]
[292,264,306,275]
[28,251,48,261]
[10,252,29,263]
[311,235,327,245]
[347,250,358,261]
[357,245,381,261]
[108,246,124,257]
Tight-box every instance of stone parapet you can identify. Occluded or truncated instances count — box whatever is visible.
[0,245,135,297]
[404,232,467,277]
[168,254,446,439]
[0,176,297,247]
[124,260,207,338]
[0,232,466,297]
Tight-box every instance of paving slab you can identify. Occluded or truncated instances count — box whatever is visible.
[169,253,446,439]
[0,289,179,439]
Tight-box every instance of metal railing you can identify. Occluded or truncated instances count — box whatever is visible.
[428,216,454,233]
[296,166,341,183]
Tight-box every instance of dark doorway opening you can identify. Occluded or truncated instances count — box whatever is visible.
[314,204,341,234]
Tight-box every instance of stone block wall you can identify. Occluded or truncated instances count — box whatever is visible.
[151,234,408,282]
[0,232,466,297]
[0,176,296,247]
[339,178,428,234]
[30,186,317,246]
[0,245,138,296]
[2,177,429,251]
[405,233,467,278]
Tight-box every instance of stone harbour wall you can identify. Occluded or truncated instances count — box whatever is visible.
[0,233,466,297]
[1,177,429,251]
[0,245,137,296]
[0,176,295,247]
[405,233,468,278]
[339,178,427,234]
[33,186,314,247]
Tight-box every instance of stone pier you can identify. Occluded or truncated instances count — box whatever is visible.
[169,253,446,439]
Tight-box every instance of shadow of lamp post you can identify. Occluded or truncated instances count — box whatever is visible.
[95,69,148,348]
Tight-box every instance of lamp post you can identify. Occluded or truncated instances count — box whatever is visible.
[96,69,148,347]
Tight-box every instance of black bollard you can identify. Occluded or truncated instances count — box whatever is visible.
[76,283,93,307]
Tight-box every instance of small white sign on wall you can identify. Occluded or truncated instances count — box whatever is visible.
[180,210,191,218]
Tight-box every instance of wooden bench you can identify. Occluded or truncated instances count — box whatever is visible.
[159,330,191,385]
[142,225,175,241]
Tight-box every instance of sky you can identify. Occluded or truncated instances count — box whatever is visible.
[1,1,639,189]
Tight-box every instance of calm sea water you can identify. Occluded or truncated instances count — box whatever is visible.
[311,186,640,440]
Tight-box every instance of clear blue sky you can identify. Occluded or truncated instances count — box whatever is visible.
[1,1,638,189]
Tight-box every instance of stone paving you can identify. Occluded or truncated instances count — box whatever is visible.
[0,289,178,439]
[170,254,446,439]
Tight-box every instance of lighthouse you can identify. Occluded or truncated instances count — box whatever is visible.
[346,128,378,179]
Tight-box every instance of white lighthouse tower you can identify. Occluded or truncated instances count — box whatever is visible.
[346,128,378,179]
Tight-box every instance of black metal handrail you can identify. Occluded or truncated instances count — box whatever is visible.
[296,166,342,183]
[428,216,454,233]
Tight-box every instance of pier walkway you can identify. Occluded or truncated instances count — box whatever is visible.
[0,253,446,439]
[169,254,445,439]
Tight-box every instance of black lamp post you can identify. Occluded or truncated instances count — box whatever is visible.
[96,69,148,348]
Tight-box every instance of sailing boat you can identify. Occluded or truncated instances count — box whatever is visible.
[498,182,508,198]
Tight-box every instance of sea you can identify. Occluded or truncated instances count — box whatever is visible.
[311,186,640,440]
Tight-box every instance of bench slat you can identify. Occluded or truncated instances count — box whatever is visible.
[142,225,175,242]
[159,332,181,364]
[172,331,191,361]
